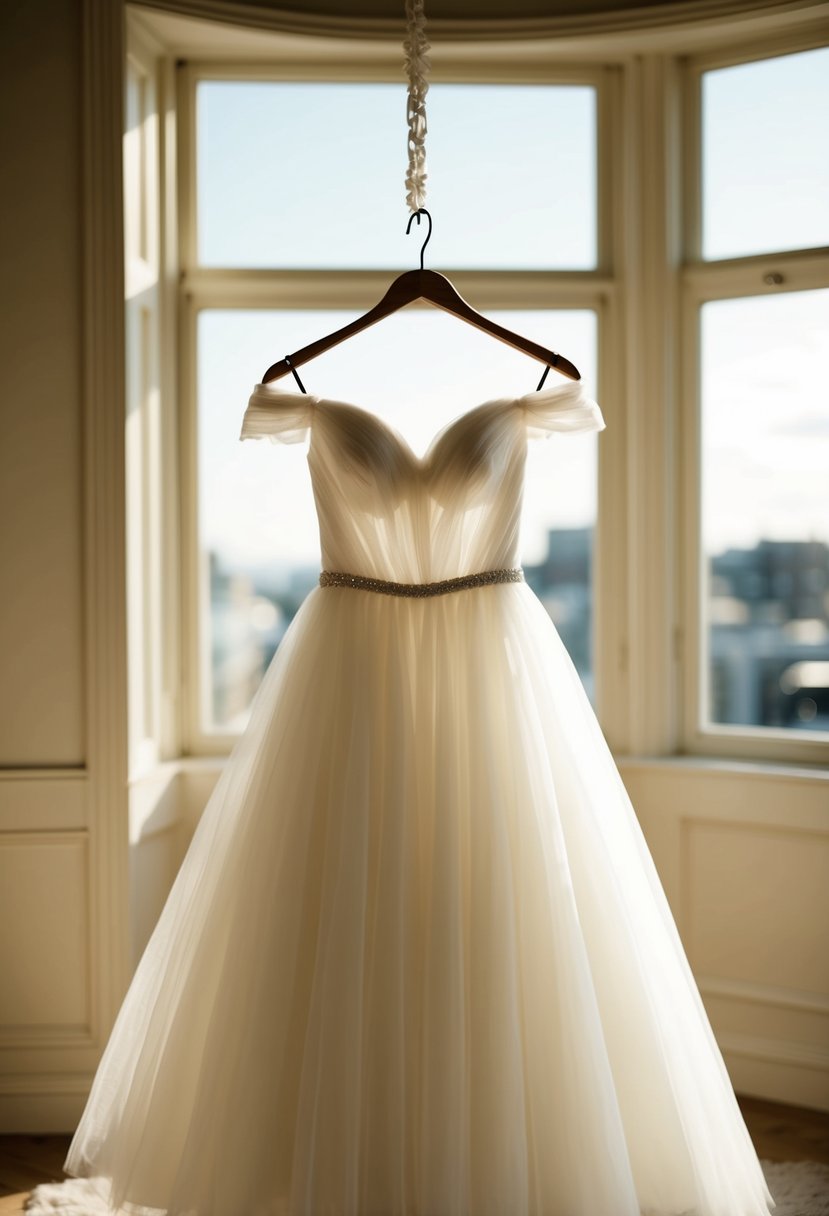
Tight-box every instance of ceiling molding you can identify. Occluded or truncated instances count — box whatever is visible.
[133,0,827,44]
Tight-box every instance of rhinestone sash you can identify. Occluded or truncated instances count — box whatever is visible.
[319,568,524,597]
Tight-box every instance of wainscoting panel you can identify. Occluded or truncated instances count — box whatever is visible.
[0,831,91,1045]
[684,819,828,994]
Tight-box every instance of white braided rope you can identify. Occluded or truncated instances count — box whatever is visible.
[403,0,430,213]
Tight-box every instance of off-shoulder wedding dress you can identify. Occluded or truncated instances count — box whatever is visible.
[62,380,775,1216]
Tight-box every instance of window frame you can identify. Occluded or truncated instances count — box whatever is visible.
[141,9,829,768]
[176,55,622,756]
[124,19,182,778]
[678,32,829,765]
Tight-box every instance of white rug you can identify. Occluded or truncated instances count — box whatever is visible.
[23,1160,829,1216]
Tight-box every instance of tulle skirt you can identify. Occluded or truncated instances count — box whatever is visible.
[63,581,775,1216]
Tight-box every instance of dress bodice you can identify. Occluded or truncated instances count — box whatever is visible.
[240,381,605,583]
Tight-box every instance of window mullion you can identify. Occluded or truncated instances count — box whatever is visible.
[618,51,684,757]
[682,249,829,300]
[179,267,614,312]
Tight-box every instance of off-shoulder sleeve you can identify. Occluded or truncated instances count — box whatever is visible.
[239,383,315,445]
[520,381,605,438]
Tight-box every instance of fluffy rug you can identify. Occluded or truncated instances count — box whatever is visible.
[23,1160,829,1216]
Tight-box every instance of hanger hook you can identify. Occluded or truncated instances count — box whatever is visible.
[405,207,432,270]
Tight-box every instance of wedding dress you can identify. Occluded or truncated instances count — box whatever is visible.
[62,379,776,1216]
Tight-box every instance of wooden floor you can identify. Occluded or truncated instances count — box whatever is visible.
[0,1096,827,1215]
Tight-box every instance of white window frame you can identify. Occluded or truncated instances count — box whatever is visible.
[123,3,829,772]
[176,55,623,757]
[678,29,829,765]
[124,20,182,778]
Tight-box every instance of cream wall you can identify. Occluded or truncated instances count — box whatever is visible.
[0,0,131,1132]
[0,0,85,765]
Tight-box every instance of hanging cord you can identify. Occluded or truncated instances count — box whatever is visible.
[403,0,430,214]
[284,354,307,394]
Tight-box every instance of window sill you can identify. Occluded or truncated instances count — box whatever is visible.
[616,753,829,784]
[150,752,829,784]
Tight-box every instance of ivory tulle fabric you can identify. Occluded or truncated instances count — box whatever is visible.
[63,380,776,1216]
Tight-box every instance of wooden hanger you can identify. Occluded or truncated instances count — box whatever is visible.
[260,210,581,389]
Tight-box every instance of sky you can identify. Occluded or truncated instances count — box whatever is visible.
[197,82,596,270]
[193,49,829,576]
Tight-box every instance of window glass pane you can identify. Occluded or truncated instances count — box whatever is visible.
[198,308,598,731]
[701,47,829,260]
[700,289,829,733]
[197,81,596,269]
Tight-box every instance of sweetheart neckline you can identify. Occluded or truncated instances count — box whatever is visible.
[311,394,521,466]
[250,379,590,466]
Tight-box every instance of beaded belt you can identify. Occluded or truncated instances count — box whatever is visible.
[319,568,524,597]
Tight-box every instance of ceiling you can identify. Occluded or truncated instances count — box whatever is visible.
[237,0,687,17]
